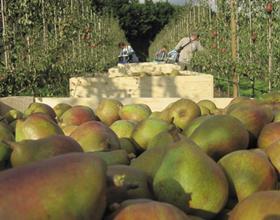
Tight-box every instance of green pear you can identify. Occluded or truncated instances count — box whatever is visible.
[110,120,137,139]
[92,149,130,166]
[53,103,72,120]
[0,141,11,170]
[197,99,217,113]
[4,109,23,123]
[132,118,173,151]
[119,104,151,122]
[24,103,56,120]
[119,137,138,155]
[165,99,201,129]
[0,121,14,142]
[190,115,249,160]
[107,165,153,205]
[131,135,188,179]
[96,99,123,126]
[153,139,228,219]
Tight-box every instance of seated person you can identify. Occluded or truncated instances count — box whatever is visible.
[118,42,139,64]
[154,45,168,62]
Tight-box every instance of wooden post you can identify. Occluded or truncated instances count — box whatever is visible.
[230,0,238,97]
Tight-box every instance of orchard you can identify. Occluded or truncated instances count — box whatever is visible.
[150,0,280,97]
[1,1,280,219]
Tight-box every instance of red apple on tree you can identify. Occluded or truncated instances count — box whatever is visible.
[211,31,218,38]
[265,2,273,14]
[251,32,257,43]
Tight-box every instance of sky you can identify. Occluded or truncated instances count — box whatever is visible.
[139,0,217,8]
[139,0,186,4]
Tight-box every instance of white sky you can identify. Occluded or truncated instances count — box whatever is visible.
[139,0,185,4]
[139,0,217,7]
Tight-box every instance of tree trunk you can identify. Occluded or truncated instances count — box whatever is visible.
[25,13,31,66]
[268,14,272,92]
[249,0,255,97]
[1,0,8,69]
[230,0,238,97]
[54,7,57,46]
[42,0,47,50]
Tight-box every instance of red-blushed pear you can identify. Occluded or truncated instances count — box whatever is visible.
[153,139,229,219]
[53,103,72,120]
[265,140,280,173]
[15,113,64,142]
[259,103,274,123]
[70,121,120,152]
[106,199,153,219]
[24,102,56,120]
[9,135,83,167]
[60,105,98,126]
[190,115,249,160]
[227,104,269,146]
[96,99,123,126]
[258,122,280,149]
[229,191,280,220]
[225,98,259,116]
[111,201,192,220]
[258,91,280,104]
[182,115,213,138]
[226,96,256,109]
[218,150,277,202]
[0,153,107,220]
[119,104,151,122]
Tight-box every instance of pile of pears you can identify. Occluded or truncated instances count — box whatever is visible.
[1,92,280,219]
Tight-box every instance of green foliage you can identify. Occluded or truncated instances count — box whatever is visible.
[0,0,126,97]
[95,0,175,60]
[149,0,280,97]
